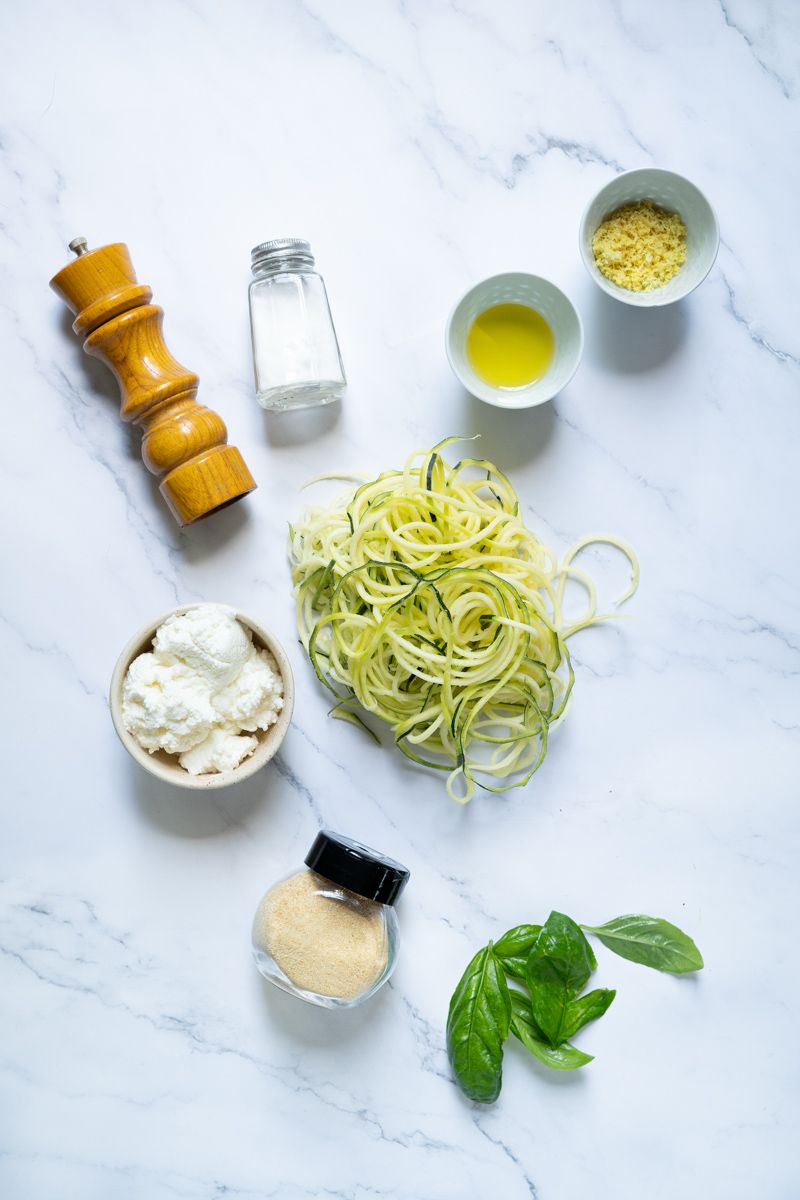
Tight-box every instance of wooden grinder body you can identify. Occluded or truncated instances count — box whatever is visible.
[50,242,256,526]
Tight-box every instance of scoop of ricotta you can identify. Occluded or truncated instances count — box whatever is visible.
[122,605,284,775]
[153,604,252,688]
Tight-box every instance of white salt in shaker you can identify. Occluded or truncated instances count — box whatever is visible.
[252,831,410,1008]
[248,239,346,411]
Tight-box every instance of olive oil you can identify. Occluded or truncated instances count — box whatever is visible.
[467,303,554,388]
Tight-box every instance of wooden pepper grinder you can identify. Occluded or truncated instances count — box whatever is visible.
[50,238,257,526]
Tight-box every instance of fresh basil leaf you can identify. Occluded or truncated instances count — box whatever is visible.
[508,983,546,1036]
[493,924,542,979]
[495,924,543,959]
[582,915,704,974]
[509,991,593,1071]
[526,912,597,1046]
[446,943,511,1103]
[560,988,616,1041]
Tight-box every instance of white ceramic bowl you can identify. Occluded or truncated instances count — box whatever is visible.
[579,167,719,307]
[446,272,583,408]
[109,604,294,790]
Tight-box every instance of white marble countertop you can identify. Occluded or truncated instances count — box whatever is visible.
[2,2,799,1197]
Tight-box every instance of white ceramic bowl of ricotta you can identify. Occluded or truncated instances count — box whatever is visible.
[110,605,294,790]
[579,168,719,307]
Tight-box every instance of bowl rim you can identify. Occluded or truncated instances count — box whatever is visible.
[109,603,295,790]
[445,271,584,409]
[578,167,720,308]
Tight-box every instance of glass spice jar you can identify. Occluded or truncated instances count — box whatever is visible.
[248,238,346,411]
[252,831,410,1008]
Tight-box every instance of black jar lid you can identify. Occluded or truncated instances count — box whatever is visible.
[305,830,410,906]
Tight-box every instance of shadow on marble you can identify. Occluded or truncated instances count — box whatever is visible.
[254,967,393,1046]
[128,756,273,838]
[505,1036,590,1090]
[56,310,188,545]
[264,398,341,447]
[57,307,120,404]
[460,388,557,469]
[178,497,252,562]
[587,288,688,374]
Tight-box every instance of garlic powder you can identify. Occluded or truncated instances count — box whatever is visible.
[254,870,388,999]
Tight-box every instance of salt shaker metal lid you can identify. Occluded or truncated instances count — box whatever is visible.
[251,238,314,272]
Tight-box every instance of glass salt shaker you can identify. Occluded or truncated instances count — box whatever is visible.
[248,238,346,411]
[251,831,410,1009]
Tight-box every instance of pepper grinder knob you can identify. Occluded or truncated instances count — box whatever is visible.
[50,239,257,526]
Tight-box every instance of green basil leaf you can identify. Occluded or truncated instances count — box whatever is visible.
[446,943,511,1103]
[493,924,542,979]
[560,988,616,1041]
[508,982,547,1036]
[509,991,593,1071]
[582,915,704,974]
[526,912,597,1046]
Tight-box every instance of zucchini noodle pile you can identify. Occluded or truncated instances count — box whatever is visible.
[289,440,638,803]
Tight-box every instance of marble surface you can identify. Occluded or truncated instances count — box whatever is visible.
[2,1,799,1196]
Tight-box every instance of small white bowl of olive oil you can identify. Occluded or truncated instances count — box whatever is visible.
[446,273,583,408]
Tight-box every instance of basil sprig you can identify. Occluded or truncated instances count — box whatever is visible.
[447,910,703,1104]
[526,912,600,1045]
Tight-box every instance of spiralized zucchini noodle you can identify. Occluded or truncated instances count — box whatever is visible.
[289,439,639,803]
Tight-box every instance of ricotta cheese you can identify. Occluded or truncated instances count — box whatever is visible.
[122,605,284,775]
